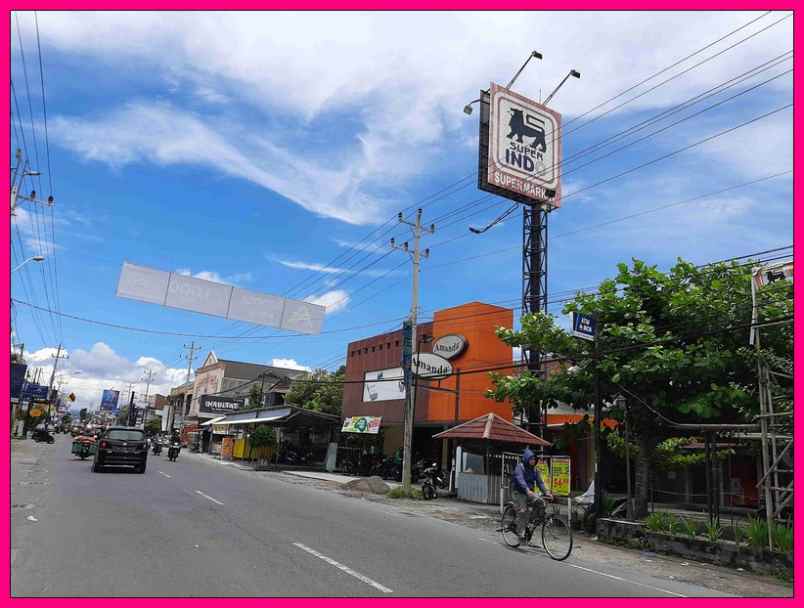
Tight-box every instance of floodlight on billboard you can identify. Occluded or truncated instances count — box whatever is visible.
[116,262,326,334]
[478,82,562,207]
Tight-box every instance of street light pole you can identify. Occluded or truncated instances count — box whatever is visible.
[12,256,45,273]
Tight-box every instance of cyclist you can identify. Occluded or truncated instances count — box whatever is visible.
[512,447,553,540]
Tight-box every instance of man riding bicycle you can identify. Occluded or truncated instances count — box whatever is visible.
[511,447,553,540]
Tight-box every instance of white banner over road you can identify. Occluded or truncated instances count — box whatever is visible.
[116,262,326,334]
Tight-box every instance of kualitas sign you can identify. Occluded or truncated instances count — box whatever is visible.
[482,82,562,206]
[432,334,467,360]
[411,353,453,380]
[199,395,244,415]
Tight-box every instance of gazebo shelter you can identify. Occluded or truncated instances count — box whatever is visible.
[434,412,551,505]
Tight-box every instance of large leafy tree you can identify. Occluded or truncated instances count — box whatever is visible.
[488,258,792,516]
[286,366,345,416]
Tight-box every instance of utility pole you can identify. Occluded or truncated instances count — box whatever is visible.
[390,208,434,491]
[182,342,201,384]
[47,344,68,406]
[593,318,603,518]
[141,368,155,428]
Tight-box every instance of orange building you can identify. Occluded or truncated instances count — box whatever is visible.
[343,301,514,460]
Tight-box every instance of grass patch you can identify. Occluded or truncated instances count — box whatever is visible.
[387,487,423,500]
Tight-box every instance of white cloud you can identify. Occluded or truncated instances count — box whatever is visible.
[175,267,252,285]
[27,346,65,363]
[304,289,350,314]
[333,238,387,254]
[276,257,401,278]
[271,358,311,371]
[50,101,384,225]
[278,260,345,274]
[30,11,791,225]
[24,342,187,410]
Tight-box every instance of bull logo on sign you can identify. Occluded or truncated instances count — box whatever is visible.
[507,109,547,153]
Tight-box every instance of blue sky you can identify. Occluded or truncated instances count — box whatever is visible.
[10,11,793,409]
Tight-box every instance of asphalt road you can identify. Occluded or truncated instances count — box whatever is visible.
[12,435,731,597]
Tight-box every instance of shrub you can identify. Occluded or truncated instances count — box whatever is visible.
[705,520,723,543]
[645,512,680,534]
[680,518,699,538]
[771,523,793,554]
[746,515,769,549]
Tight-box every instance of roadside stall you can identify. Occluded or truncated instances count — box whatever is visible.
[433,412,551,506]
[210,405,340,468]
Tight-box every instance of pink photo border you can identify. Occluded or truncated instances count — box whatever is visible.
[2,3,799,606]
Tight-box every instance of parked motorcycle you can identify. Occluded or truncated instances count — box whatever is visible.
[421,462,449,500]
[167,442,181,462]
[32,428,55,444]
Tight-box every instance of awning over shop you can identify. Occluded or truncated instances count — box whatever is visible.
[200,416,227,427]
[215,408,292,426]
[434,412,551,447]
[210,405,341,428]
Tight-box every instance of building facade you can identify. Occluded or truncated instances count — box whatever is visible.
[343,301,515,460]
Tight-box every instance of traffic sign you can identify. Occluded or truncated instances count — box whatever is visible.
[571,312,596,341]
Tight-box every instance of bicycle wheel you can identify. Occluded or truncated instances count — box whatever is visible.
[500,505,521,548]
[541,515,573,561]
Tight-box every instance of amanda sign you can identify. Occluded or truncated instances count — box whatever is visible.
[411,353,452,380]
[486,82,562,206]
[432,334,467,360]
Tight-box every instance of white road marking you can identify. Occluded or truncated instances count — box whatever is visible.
[158,471,172,479]
[26,515,38,522]
[565,563,687,597]
[292,542,393,594]
[195,490,224,505]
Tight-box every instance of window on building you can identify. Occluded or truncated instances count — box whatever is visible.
[387,343,391,350]
[462,451,485,474]
[372,346,375,352]
[395,340,400,347]
[363,348,368,354]
[378,344,383,351]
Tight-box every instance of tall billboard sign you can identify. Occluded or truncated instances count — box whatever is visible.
[478,83,562,207]
[100,389,120,411]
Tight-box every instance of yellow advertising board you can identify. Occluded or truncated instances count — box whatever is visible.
[550,457,572,496]
[29,407,43,418]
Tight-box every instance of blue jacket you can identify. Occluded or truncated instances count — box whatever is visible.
[512,448,548,495]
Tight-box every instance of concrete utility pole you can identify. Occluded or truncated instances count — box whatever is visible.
[391,208,435,491]
[141,368,155,428]
[47,344,68,404]
[182,341,201,383]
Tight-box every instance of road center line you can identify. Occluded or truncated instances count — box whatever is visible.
[292,542,393,594]
[158,471,172,479]
[565,563,687,597]
[195,490,224,505]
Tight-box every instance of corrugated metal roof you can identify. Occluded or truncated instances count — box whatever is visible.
[433,412,551,446]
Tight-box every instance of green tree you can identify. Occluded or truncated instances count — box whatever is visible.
[488,258,792,517]
[248,425,276,467]
[285,366,345,416]
[115,406,129,426]
[248,383,264,408]
[145,418,162,435]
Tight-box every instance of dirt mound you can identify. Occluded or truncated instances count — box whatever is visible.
[343,476,390,494]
